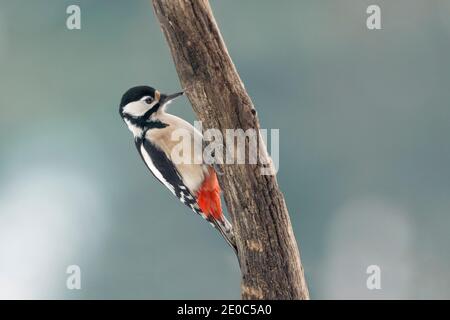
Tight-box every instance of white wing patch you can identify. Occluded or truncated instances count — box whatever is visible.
[140,144,176,195]
[139,140,207,220]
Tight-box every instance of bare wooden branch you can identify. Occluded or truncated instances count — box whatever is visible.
[151,0,309,300]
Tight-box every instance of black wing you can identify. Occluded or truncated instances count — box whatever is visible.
[136,139,237,252]
[137,139,204,218]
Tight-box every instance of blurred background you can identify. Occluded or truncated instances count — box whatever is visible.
[0,0,449,299]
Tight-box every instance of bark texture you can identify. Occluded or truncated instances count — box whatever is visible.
[151,0,309,300]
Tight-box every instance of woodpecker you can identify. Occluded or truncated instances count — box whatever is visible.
[119,85,236,252]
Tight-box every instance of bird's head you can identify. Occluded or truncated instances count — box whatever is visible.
[119,85,184,130]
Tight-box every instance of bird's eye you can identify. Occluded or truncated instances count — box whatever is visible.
[144,97,153,104]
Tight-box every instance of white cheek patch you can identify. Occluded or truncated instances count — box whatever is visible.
[123,100,157,117]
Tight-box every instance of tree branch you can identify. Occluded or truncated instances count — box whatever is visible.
[151,0,309,300]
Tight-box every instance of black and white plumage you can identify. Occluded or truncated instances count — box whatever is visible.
[119,85,236,251]
[138,138,203,217]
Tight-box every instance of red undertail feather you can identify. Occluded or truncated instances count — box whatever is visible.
[196,168,223,221]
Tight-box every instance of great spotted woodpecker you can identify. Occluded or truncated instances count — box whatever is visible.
[119,85,236,252]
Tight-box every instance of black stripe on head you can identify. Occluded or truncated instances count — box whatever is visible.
[120,86,156,108]
[138,118,168,130]
[119,86,158,119]
[120,85,169,132]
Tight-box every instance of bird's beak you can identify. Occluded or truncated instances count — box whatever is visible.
[160,91,184,105]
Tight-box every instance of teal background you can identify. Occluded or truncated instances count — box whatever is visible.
[1,0,450,299]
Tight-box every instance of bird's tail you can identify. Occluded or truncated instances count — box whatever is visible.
[211,216,237,254]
